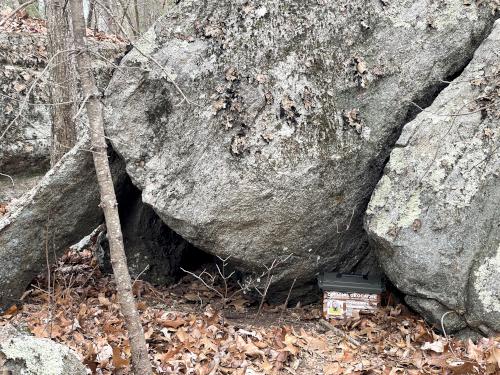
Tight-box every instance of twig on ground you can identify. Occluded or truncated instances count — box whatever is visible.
[0,173,14,187]
[279,277,297,321]
[319,319,361,347]
[441,311,460,359]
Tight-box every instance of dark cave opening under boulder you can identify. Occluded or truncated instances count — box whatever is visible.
[97,174,214,286]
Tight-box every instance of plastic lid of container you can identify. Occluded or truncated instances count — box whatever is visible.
[318,273,385,294]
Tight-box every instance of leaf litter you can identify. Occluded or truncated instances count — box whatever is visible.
[0,245,498,375]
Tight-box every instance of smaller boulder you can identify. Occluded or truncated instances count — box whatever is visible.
[0,31,124,175]
[0,324,86,375]
[0,138,126,310]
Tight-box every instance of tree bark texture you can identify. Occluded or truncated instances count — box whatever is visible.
[67,0,152,373]
[86,0,95,28]
[47,0,77,166]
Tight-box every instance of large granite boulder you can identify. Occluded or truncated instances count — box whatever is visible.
[365,20,500,335]
[105,0,498,292]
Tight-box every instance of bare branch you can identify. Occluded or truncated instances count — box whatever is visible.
[279,277,297,321]
[93,0,199,107]
[257,274,273,316]
[180,267,224,299]
[0,49,75,142]
[132,264,150,287]
[409,100,495,117]
[0,173,14,187]
[0,0,36,27]
[72,94,91,121]
[319,319,361,347]
[115,0,139,35]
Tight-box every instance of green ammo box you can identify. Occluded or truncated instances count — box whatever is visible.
[318,273,385,320]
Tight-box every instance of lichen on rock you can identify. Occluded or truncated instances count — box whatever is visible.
[365,19,500,336]
[0,325,86,375]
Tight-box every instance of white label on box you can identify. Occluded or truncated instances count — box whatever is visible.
[323,291,380,319]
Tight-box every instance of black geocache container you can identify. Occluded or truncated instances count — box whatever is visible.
[318,273,385,319]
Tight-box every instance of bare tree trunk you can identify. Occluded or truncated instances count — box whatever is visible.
[103,0,116,34]
[46,0,77,166]
[68,0,152,373]
[116,0,138,36]
[132,0,139,33]
[93,4,98,31]
[86,0,95,28]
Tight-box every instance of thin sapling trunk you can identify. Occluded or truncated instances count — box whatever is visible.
[67,0,152,373]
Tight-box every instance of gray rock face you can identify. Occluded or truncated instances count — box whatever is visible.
[0,32,50,174]
[0,31,123,175]
[105,0,498,291]
[365,20,500,335]
[0,138,126,309]
[0,324,86,375]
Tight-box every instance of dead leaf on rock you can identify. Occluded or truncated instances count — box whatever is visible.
[225,67,238,82]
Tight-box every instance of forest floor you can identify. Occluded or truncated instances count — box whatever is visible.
[0,244,499,375]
